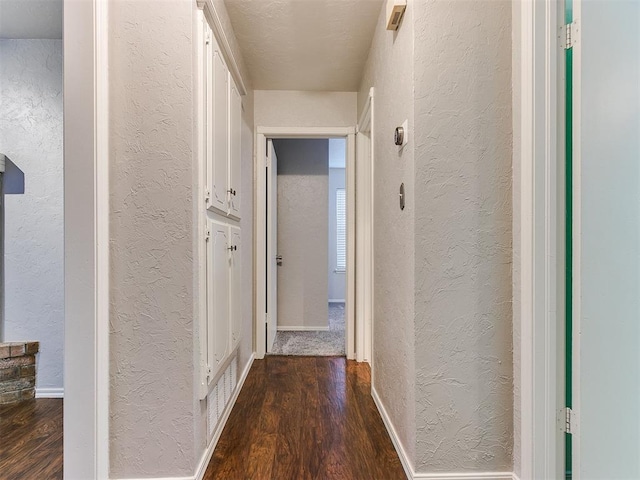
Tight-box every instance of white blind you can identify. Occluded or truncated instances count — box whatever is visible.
[336,189,346,272]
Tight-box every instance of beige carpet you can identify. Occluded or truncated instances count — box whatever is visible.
[269,303,345,356]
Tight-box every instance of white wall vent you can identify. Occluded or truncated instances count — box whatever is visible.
[207,355,238,438]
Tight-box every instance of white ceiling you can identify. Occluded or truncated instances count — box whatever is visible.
[0,0,63,39]
[224,0,384,92]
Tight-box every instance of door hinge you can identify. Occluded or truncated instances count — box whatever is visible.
[205,31,211,45]
[206,364,212,379]
[564,407,577,435]
[265,313,269,325]
[205,228,211,242]
[205,188,211,205]
[562,21,578,49]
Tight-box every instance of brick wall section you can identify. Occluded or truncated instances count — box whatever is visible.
[0,342,39,404]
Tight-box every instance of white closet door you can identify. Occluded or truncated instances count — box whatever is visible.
[229,79,242,219]
[207,45,229,214]
[229,226,242,350]
[207,219,230,379]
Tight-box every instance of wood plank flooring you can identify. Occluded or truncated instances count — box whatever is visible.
[0,399,63,480]
[203,356,406,480]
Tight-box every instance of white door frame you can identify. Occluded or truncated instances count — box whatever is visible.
[63,0,110,477]
[517,0,564,478]
[255,127,357,360]
[356,89,374,364]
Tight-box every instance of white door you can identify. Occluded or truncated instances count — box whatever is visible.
[208,46,229,214]
[207,219,230,379]
[229,226,242,350]
[574,1,640,477]
[229,79,241,218]
[266,140,278,352]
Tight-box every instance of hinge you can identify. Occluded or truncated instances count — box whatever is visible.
[205,31,211,45]
[205,188,211,205]
[562,21,578,49]
[265,313,269,325]
[205,228,211,242]
[565,407,577,435]
[206,364,212,378]
[266,154,271,169]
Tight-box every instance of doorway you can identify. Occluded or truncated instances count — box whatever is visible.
[264,138,347,356]
[255,127,361,360]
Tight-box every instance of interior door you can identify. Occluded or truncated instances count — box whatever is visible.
[208,46,229,214]
[207,219,230,379]
[574,1,640,477]
[229,79,241,218]
[266,140,278,352]
[230,226,241,350]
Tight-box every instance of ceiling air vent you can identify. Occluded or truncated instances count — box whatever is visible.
[386,0,407,31]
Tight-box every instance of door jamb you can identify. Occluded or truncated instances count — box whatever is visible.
[63,0,110,477]
[518,0,564,478]
[254,126,356,360]
[356,89,374,365]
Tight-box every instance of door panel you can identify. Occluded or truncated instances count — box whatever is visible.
[229,80,241,218]
[266,140,278,352]
[230,226,241,350]
[576,1,640,477]
[208,46,229,214]
[207,220,230,378]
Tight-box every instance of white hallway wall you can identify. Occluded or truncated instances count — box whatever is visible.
[359,0,513,475]
[108,0,254,477]
[0,39,64,393]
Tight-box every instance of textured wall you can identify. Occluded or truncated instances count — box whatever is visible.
[413,0,513,473]
[0,39,64,392]
[511,0,521,475]
[273,139,329,329]
[109,0,197,476]
[254,90,357,127]
[357,0,417,466]
[328,168,346,301]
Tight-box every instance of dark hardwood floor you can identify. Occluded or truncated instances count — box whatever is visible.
[0,399,63,480]
[203,356,406,480]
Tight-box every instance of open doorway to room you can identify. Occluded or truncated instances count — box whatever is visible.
[0,1,64,478]
[265,138,347,356]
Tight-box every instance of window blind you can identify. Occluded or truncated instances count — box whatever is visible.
[336,189,346,272]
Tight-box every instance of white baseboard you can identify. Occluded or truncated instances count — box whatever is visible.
[328,299,345,303]
[371,386,514,480]
[194,353,255,480]
[35,387,64,398]
[371,385,415,478]
[277,326,330,332]
[413,473,514,480]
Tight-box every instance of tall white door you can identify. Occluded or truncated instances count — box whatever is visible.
[266,140,278,352]
[208,47,229,214]
[574,1,640,477]
[230,226,242,350]
[229,80,241,218]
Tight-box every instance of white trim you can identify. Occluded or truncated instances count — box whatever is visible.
[254,127,357,360]
[63,0,110,477]
[356,88,374,365]
[412,474,514,480]
[371,386,414,478]
[371,386,513,480]
[196,0,248,96]
[328,299,345,303]
[345,133,356,360]
[276,326,330,332]
[512,474,521,480]
[193,353,255,480]
[518,0,562,479]
[35,387,64,399]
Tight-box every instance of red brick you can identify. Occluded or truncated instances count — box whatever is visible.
[0,367,19,381]
[20,365,35,378]
[25,342,39,355]
[0,345,10,359]
[0,391,21,404]
[9,344,25,357]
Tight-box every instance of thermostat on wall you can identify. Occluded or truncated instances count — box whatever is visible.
[386,0,407,31]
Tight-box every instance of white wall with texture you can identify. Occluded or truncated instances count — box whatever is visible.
[0,39,64,393]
